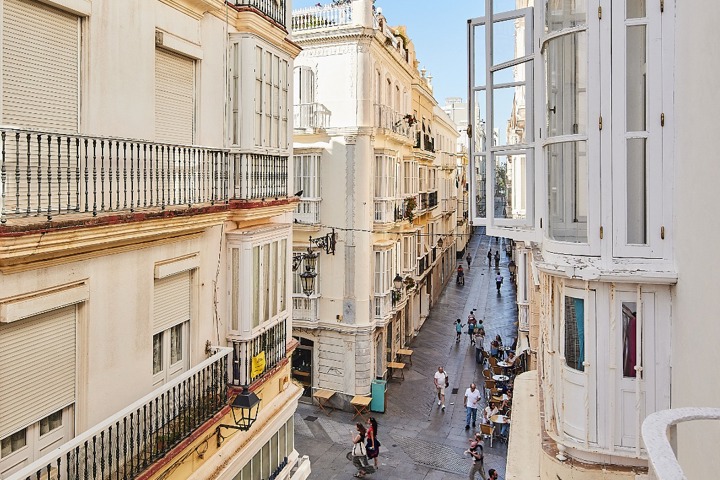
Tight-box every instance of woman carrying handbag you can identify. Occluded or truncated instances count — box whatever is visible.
[365,417,381,471]
[350,423,371,477]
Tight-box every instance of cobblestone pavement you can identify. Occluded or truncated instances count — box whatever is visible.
[295,230,518,479]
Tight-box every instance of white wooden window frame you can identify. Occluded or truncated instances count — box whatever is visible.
[374,154,397,199]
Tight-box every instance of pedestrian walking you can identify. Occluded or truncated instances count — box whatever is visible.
[487,249,492,266]
[466,253,472,269]
[464,383,482,429]
[351,423,370,477]
[365,417,380,470]
[496,272,503,293]
[455,319,464,342]
[467,312,477,345]
[487,468,499,480]
[494,250,500,268]
[466,433,485,480]
[434,366,448,411]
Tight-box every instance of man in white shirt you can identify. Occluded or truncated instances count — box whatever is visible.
[433,366,448,411]
[464,383,482,429]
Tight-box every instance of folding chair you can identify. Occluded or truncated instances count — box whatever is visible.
[480,423,495,448]
[489,356,498,367]
[482,369,493,380]
[483,379,495,399]
[492,365,503,376]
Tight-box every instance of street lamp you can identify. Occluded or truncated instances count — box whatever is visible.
[292,229,336,296]
[216,386,261,445]
[392,273,404,306]
[437,237,444,249]
[300,266,317,297]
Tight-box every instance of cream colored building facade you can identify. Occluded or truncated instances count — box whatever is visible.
[289,0,460,404]
[468,1,720,479]
[0,1,310,479]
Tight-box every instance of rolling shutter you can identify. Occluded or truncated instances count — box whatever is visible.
[2,0,79,132]
[155,48,195,145]
[0,306,76,438]
[153,272,191,334]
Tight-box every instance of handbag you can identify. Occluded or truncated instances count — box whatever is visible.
[352,441,367,457]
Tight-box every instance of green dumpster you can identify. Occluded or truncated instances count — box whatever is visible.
[370,378,387,413]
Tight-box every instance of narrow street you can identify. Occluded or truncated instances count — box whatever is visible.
[294,230,518,479]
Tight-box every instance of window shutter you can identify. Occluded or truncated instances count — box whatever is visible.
[2,0,79,132]
[0,306,76,438]
[153,272,191,334]
[155,48,195,145]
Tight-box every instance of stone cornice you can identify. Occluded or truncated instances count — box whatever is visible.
[0,199,299,273]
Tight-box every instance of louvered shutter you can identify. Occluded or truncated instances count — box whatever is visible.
[153,272,191,334]
[2,0,80,214]
[0,306,76,438]
[155,48,195,145]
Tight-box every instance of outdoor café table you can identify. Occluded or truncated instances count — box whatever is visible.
[313,389,336,416]
[351,395,372,421]
[397,348,414,365]
[492,374,509,383]
[491,414,510,425]
[497,361,511,368]
[387,361,406,380]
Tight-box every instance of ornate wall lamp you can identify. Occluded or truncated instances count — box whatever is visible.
[292,229,337,296]
[216,387,261,446]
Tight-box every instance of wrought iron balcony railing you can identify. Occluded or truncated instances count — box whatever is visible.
[232,0,287,27]
[7,348,232,480]
[0,127,290,223]
[294,198,320,224]
[230,319,287,386]
[294,103,331,130]
[374,293,391,319]
[373,199,402,224]
[293,296,319,322]
[0,128,230,222]
[374,105,415,140]
[291,2,352,31]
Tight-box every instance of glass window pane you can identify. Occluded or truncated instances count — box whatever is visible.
[474,155,487,218]
[495,153,527,220]
[40,409,63,436]
[493,17,526,66]
[263,244,270,323]
[492,84,527,146]
[279,239,287,311]
[253,246,260,328]
[545,0,587,32]
[232,249,239,331]
[626,138,647,244]
[271,432,279,471]
[288,416,295,452]
[170,323,183,365]
[472,89,487,152]
[545,32,587,137]
[270,241,278,318]
[153,333,163,374]
[547,141,588,243]
[474,25,486,88]
[622,302,638,378]
[626,0,646,19]
[241,461,251,480]
[626,25,647,132]
[279,421,287,459]
[564,296,585,371]
[1,429,26,458]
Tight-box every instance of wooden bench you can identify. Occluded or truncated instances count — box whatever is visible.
[350,395,372,421]
[397,348,414,365]
[387,361,406,381]
[313,389,336,416]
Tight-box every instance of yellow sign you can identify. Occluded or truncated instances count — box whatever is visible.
[251,351,266,377]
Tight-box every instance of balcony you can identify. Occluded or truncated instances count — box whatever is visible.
[420,192,429,211]
[643,408,720,480]
[231,0,287,28]
[294,198,320,224]
[441,198,456,214]
[373,199,402,224]
[8,348,232,480]
[230,319,288,386]
[293,295,319,322]
[423,134,435,153]
[416,255,427,277]
[0,127,290,224]
[294,103,331,131]
[291,2,352,31]
[374,104,416,141]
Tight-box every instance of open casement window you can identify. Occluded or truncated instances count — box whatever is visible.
[610,2,663,258]
[468,5,534,229]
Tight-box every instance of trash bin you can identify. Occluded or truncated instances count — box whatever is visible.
[370,378,387,413]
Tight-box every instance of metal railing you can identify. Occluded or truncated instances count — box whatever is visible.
[293,296,318,322]
[643,408,720,480]
[416,255,427,277]
[374,105,415,140]
[374,293,391,319]
[231,319,287,386]
[294,103,331,130]
[291,2,352,31]
[0,128,229,222]
[294,198,320,224]
[233,0,287,27]
[420,192,429,211]
[373,199,401,223]
[423,134,435,153]
[441,198,456,213]
[7,348,232,480]
[232,153,288,200]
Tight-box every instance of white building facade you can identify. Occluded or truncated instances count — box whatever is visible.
[468,0,720,479]
[289,0,460,404]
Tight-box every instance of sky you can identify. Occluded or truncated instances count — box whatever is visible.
[291,0,484,105]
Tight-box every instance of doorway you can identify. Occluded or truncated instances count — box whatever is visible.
[292,336,313,401]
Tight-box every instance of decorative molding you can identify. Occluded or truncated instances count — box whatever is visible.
[0,281,89,323]
[154,253,200,279]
